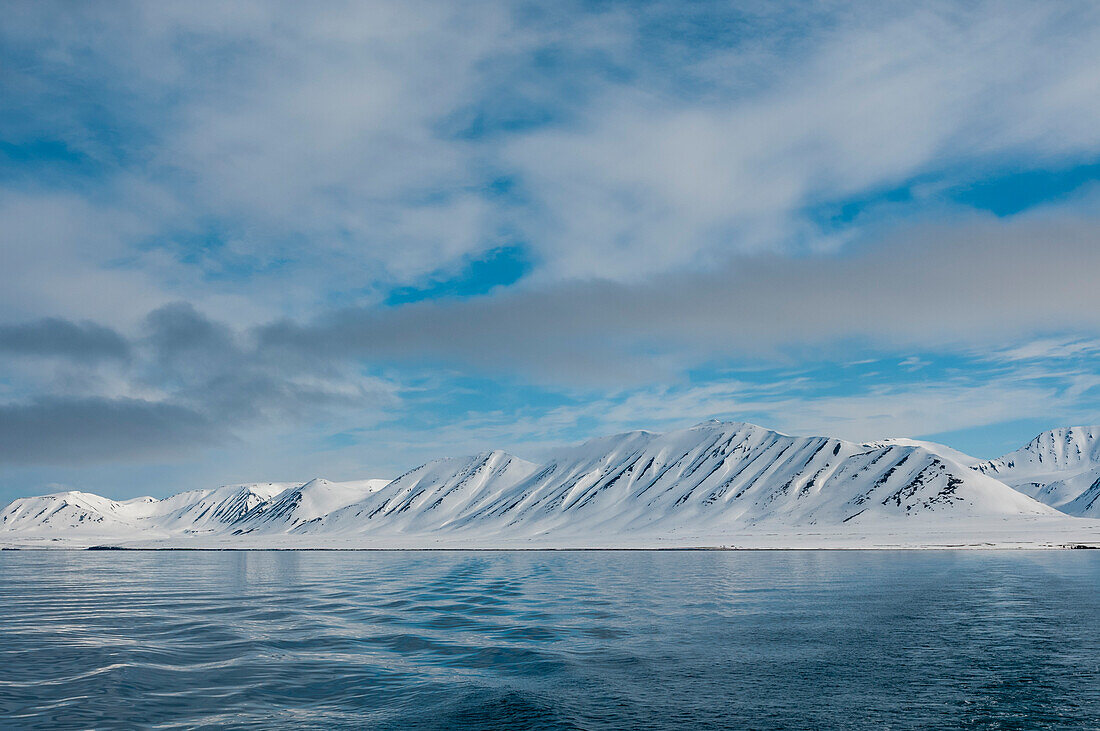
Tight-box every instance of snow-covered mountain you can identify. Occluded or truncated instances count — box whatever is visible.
[976,426,1100,517]
[4,420,1091,549]
[291,422,1052,545]
[0,491,147,534]
[231,478,391,534]
[305,451,541,537]
[867,437,981,467]
[0,482,297,535]
[138,483,295,532]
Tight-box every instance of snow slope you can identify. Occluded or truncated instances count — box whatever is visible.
[976,426,1100,517]
[301,422,1052,546]
[303,451,542,537]
[868,438,981,467]
[2,421,1098,549]
[232,478,391,534]
[0,491,147,534]
[0,482,301,537]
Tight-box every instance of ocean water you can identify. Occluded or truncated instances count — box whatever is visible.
[1,550,1098,730]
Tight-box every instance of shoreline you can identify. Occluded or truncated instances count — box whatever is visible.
[4,542,1100,552]
[7,516,1100,552]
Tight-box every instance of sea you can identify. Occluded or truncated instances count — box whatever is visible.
[1,549,1098,730]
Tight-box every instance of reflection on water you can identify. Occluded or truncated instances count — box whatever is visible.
[1,550,1098,730]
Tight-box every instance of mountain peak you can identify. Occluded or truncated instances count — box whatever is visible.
[3,420,1093,547]
[975,425,1100,516]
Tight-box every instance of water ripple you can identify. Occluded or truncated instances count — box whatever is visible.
[1,550,1099,729]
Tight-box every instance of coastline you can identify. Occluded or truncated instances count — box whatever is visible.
[5,516,1100,551]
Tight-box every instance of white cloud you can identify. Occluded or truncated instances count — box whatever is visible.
[986,338,1100,362]
[3,1,1100,499]
[505,1,1100,280]
[0,192,165,323]
[254,207,1100,387]
[4,0,1100,327]
[305,359,1098,474]
[0,1,531,324]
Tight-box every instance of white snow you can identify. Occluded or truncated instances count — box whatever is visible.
[975,426,1100,517]
[3,421,1100,549]
[231,478,393,534]
[869,437,982,467]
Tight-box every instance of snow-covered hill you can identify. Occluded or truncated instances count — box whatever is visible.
[976,426,1100,517]
[0,491,148,534]
[232,478,391,534]
[306,451,541,537]
[297,422,1052,545]
[868,437,981,467]
[138,483,296,533]
[2,421,1098,549]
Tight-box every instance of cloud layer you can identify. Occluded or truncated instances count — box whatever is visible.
[1,1,1100,501]
[260,211,1100,383]
[3,1,1099,323]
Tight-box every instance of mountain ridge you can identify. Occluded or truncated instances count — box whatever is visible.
[976,426,1100,517]
[3,421,1099,549]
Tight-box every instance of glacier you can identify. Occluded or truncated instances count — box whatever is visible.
[3,421,1100,549]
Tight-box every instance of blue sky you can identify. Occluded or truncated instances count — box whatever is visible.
[1,0,1099,503]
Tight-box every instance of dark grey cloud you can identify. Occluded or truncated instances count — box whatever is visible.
[146,302,235,357]
[258,214,1100,382]
[0,318,130,361]
[0,397,221,465]
[142,302,243,388]
[1,213,1097,467]
[0,303,396,466]
[138,302,395,420]
[0,1,1098,503]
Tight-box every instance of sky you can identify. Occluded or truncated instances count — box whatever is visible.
[1,0,1099,504]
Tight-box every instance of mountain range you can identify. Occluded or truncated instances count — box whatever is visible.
[3,421,1100,549]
